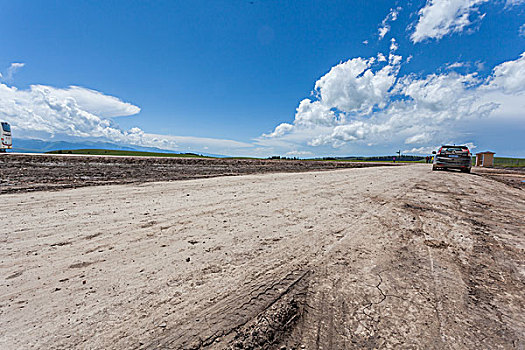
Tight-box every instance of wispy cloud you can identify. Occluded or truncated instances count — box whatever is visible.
[506,0,525,7]
[378,7,401,40]
[1,62,25,82]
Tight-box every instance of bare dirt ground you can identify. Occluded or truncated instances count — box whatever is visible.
[1,164,524,349]
[0,154,394,194]
[472,167,525,189]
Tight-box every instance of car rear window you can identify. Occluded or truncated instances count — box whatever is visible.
[442,146,468,152]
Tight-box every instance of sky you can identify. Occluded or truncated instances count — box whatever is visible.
[1,0,524,157]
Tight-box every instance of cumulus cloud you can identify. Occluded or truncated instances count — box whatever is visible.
[262,122,293,137]
[485,52,525,94]
[411,0,488,43]
[0,82,252,154]
[520,23,525,37]
[0,83,138,140]
[259,51,525,155]
[312,57,398,115]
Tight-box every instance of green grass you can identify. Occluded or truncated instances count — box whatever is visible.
[46,149,212,158]
[493,157,525,167]
[471,157,525,167]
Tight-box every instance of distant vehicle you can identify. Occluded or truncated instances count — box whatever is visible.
[432,145,472,173]
[1,122,12,152]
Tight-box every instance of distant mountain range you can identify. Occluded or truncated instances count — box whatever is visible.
[10,138,225,157]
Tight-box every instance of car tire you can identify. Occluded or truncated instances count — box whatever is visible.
[462,168,471,173]
[432,166,437,171]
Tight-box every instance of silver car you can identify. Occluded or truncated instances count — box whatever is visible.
[432,145,472,173]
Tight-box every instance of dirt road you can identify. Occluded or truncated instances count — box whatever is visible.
[1,165,524,349]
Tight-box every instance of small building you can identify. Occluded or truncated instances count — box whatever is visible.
[475,151,495,167]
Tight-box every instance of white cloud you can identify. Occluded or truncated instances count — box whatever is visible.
[506,0,525,7]
[485,52,525,94]
[285,150,313,157]
[0,82,252,154]
[378,7,401,40]
[259,51,525,155]
[262,122,293,137]
[405,133,432,144]
[390,38,399,51]
[313,57,398,115]
[378,27,390,40]
[446,62,466,69]
[43,86,140,117]
[411,0,488,43]
[520,23,525,37]
[2,62,25,82]
[402,145,439,154]
[294,99,339,126]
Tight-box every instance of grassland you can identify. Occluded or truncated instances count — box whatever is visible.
[493,157,525,167]
[44,149,525,168]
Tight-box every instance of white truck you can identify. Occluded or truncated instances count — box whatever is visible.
[1,122,12,152]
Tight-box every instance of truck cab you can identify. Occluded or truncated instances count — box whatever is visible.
[1,122,12,152]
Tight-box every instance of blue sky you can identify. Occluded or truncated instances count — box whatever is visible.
[1,0,524,157]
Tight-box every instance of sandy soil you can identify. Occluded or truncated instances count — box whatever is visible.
[1,164,524,349]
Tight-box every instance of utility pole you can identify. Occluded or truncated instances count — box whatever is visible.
[396,150,401,158]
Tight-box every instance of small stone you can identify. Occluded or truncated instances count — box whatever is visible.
[186,257,191,262]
